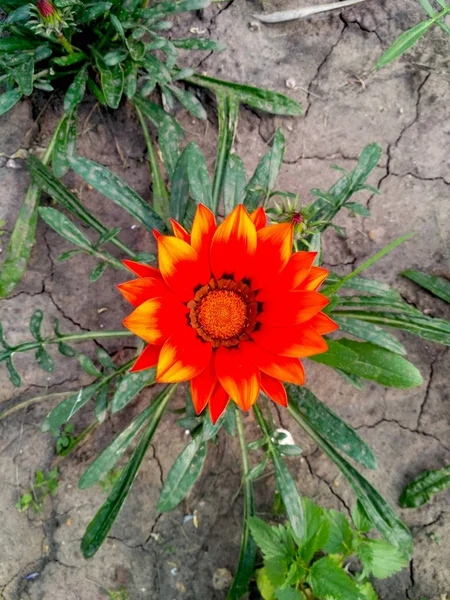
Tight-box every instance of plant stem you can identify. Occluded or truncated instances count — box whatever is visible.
[0,391,73,422]
[57,33,75,54]
[227,408,257,600]
[11,330,133,354]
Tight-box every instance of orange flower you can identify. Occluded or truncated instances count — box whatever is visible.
[119,205,337,423]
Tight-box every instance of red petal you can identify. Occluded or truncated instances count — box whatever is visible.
[250,207,267,230]
[308,312,339,334]
[260,373,287,407]
[257,252,316,301]
[250,223,293,290]
[252,323,328,358]
[123,297,187,344]
[210,205,257,282]
[209,382,230,424]
[298,267,328,291]
[215,345,260,411]
[117,277,173,307]
[157,327,212,383]
[258,291,329,326]
[123,259,163,279]
[155,235,210,301]
[191,204,217,259]
[190,359,216,415]
[130,345,161,373]
[170,219,191,243]
[244,342,305,385]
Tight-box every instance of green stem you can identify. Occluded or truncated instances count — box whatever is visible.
[57,33,75,55]
[253,403,274,451]
[11,330,133,354]
[134,104,170,223]
[227,408,257,600]
[0,391,73,422]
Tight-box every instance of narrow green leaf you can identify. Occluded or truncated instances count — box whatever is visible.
[110,369,155,414]
[142,54,171,84]
[402,269,450,304]
[158,116,184,179]
[132,95,183,134]
[332,315,407,355]
[334,295,419,313]
[29,309,44,341]
[35,347,55,373]
[100,62,124,109]
[81,385,175,558]
[333,368,365,390]
[345,201,371,217]
[15,55,34,96]
[326,274,401,299]
[268,128,285,190]
[186,142,213,210]
[0,89,22,116]
[89,262,107,283]
[6,357,22,387]
[141,0,210,19]
[223,153,247,214]
[64,65,88,112]
[375,20,435,69]
[272,448,304,541]
[172,38,227,51]
[123,61,137,98]
[53,52,87,67]
[38,207,95,251]
[41,384,99,432]
[311,339,423,388]
[69,155,165,232]
[95,386,109,424]
[399,465,450,508]
[286,385,377,469]
[58,342,76,357]
[77,353,102,377]
[157,436,207,511]
[244,130,284,211]
[183,72,303,116]
[168,84,207,120]
[97,348,116,370]
[170,145,190,222]
[52,111,77,177]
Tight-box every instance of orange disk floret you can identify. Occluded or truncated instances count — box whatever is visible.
[119,204,338,423]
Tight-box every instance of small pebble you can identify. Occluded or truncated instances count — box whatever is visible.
[248,21,261,31]
[212,568,233,591]
[285,77,296,89]
[6,158,23,170]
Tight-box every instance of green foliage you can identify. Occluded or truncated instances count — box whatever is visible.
[399,465,450,508]
[16,468,59,514]
[402,269,450,304]
[251,497,408,600]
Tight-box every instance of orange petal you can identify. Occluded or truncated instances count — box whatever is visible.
[259,291,329,326]
[257,252,316,301]
[117,277,173,307]
[209,382,230,424]
[191,204,217,259]
[252,323,328,358]
[215,345,260,411]
[170,218,191,243]
[298,267,328,291]
[156,235,210,301]
[190,358,217,415]
[210,205,257,282]
[130,345,161,373]
[244,342,305,385]
[250,207,267,230]
[260,373,287,407]
[123,297,187,344]
[123,259,163,280]
[308,312,339,335]
[250,223,293,290]
[157,327,212,383]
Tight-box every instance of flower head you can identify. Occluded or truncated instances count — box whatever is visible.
[37,0,55,17]
[119,205,337,423]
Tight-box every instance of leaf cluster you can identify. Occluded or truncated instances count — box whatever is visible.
[16,467,59,513]
[250,499,408,600]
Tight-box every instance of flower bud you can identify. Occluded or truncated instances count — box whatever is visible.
[37,0,55,18]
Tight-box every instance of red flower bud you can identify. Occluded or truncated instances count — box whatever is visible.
[292,212,303,225]
[37,0,55,18]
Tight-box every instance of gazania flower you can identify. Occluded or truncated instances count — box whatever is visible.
[119,205,337,423]
[37,0,55,18]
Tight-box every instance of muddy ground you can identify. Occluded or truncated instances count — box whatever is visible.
[1,1,450,599]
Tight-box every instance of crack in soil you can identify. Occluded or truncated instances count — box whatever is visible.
[356,417,450,451]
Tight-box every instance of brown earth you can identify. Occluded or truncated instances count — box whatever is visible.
[1,1,450,599]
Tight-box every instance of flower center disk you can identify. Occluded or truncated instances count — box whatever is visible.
[197,290,247,340]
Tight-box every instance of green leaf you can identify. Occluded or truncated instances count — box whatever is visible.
[104,48,128,66]
[334,295,418,313]
[53,52,87,67]
[172,38,227,51]
[244,129,284,211]
[299,497,331,561]
[69,155,166,232]
[223,153,247,214]
[97,348,116,370]
[402,269,450,304]
[6,357,22,387]
[35,347,55,373]
[399,465,450,508]
[326,274,401,300]
[333,368,365,390]
[272,448,305,541]
[52,111,77,178]
[158,116,184,179]
[110,369,155,414]
[169,144,190,222]
[186,142,213,210]
[58,342,76,357]
[248,517,289,561]
[38,207,95,252]
[123,61,137,98]
[310,339,423,388]
[29,309,44,341]
[77,353,102,377]
[268,129,285,190]
[358,539,409,579]
[352,500,372,533]
[141,0,210,19]
[0,89,22,116]
[345,201,371,217]
[64,65,88,112]
[264,558,288,588]
[81,385,175,558]
[89,262,107,283]
[95,385,109,424]
[275,589,303,600]
[168,84,207,120]
[323,509,355,555]
[286,385,377,469]
[287,405,413,557]
[375,20,434,69]
[255,567,276,600]
[100,62,124,109]
[132,95,183,134]
[15,55,34,96]
[41,384,100,432]
[142,54,171,84]
[332,315,407,355]
[157,436,207,511]
[183,72,303,116]
[308,556,363,600]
